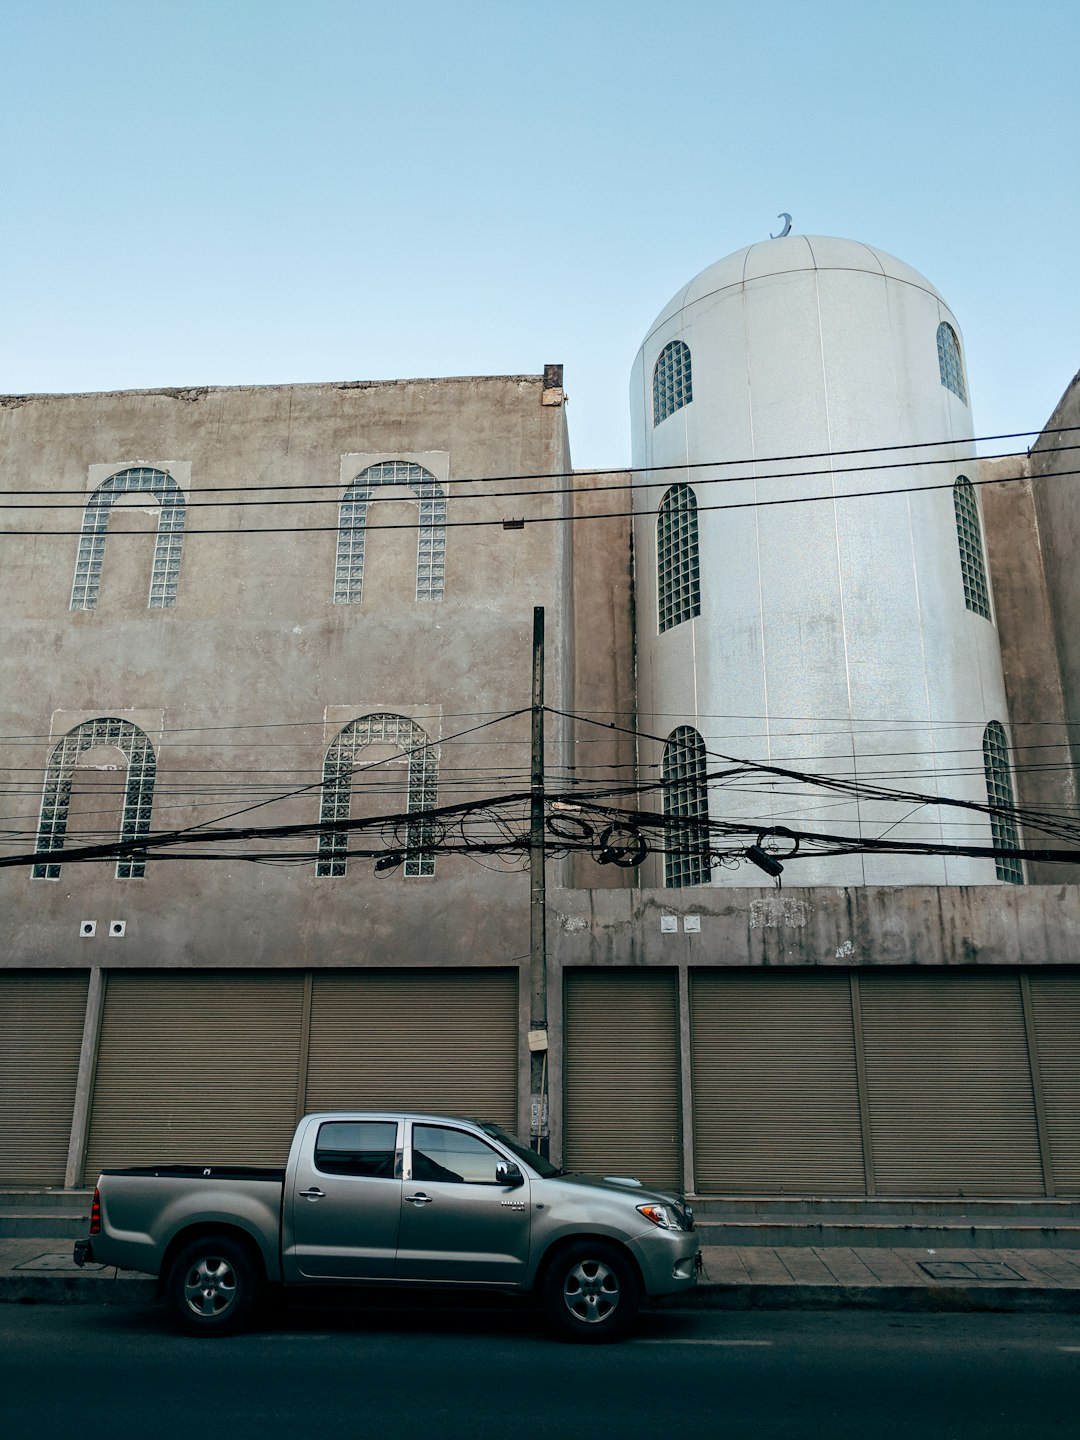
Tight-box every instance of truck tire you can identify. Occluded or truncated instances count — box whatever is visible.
[542,1240,639,1343]
[166,1233,259,1337]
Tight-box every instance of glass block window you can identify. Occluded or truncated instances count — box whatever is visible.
[936,322,967,404]
[317,713,438,878]
[652,340,693,426]
[953,476,991,620]
[657,484,701,633]
[70,467,186,610]
[662,725,710,888]
[982,721,1022,884]
[335,461,446,604]
[33,718,157,880]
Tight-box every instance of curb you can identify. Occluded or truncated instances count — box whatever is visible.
[664,1282,1080,1314]
[0,1273,156,1305]
[4,1273,1080,1315]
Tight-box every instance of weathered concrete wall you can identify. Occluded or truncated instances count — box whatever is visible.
[980,451,1080,881]
[1029,370,1080,784]
[0,375,572,967]
[566,469,635,888]
[549,883,1080,970]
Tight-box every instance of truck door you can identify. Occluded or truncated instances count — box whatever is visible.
[284,1118,402,1280]
[396,1121,530,1284]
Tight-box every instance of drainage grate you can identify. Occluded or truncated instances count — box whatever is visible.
[919,1260,1025,1281]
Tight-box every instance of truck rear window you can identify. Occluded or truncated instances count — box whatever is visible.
[314,1121,398,1178]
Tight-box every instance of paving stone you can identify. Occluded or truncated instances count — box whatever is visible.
[809,1247,881,1285]
[771,1248,836,1284]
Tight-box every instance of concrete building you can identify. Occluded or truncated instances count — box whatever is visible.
[2,237,1079,1206]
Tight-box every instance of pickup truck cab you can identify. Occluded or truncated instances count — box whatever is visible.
[75,1112,698,1341]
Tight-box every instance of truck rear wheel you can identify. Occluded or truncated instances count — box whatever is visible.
[166,1233,259,1337]
[542,1240,639,1342]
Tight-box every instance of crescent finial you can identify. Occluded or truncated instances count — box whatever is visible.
[770,213,793,239]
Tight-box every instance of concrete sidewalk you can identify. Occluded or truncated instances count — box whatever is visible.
[3,1236,1080,1313]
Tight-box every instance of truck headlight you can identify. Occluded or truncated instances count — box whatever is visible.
[637,1203,681,1231]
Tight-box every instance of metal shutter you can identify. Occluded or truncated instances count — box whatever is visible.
[1027,972,1080,1195]
[0,972,89,1186]
[563,970,681,1191]
[305,970,518,1131]
[690,971,866,1196]
[84,972,306,1177]
[859,971,1043,1196]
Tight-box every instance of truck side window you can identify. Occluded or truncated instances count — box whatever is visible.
[411,1125,503,1184]
[315,1121,398,1178]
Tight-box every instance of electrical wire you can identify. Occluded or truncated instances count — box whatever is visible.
[4,440,1077,514]
[3,430,1078,537]
[2,424,1075,498]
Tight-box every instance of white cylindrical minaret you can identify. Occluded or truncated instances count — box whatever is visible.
[630,234,1014,887]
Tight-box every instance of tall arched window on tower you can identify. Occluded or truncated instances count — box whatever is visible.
[334,461,446,604]
[652,340,693,426]
[953,476,991,619]
[70,468,186,610]
[982,720,1022,884]
[657,484,701,633]
[316,713,438,878]
[662,725,709,888]
[33,718,157,879]
[936,322,967,404]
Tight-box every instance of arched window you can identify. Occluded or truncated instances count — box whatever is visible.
[334,461,446,604]
[33,718,157,879]
[70,467,186,610]
[662,725,709,888]
[652,340,693,426]
[982,720,1022,884]
[936,322,967,404]
[953,476,991,619]
[657,484,701,633]
[316,713,438,878]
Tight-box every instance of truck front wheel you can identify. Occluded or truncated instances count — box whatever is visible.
[542,1241,639,1342]
[166,1234,259,1337]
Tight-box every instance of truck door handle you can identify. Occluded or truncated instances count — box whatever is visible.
[405,1192,433,1206]
[299,1187,325,1201]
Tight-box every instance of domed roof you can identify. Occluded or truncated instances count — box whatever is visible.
[644,235,947,344]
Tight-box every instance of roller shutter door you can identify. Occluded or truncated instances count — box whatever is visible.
[84,972,306,1177]
[0,972,89,1186]
[1028,972,1080,1195]
[691,971,866,1195]
[563,970,681,1190]
[305,970,518,1131]
[859,971,1043,1196]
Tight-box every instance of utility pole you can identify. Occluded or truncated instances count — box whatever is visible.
[528,606,549,1155]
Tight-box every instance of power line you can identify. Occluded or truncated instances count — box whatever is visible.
[2,425,1076,499]
[4,439,1076,513]
[551,708,1080,847]
[8,434,1080,538]
[8,463,1078,538]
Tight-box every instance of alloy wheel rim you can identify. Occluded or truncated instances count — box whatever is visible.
[183,1256,238,1317]
[563,1258,619,1323]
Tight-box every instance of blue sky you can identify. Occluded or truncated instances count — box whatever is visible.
[1,0,1076,467]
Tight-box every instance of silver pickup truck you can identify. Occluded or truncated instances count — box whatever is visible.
[75,1111,698,1341]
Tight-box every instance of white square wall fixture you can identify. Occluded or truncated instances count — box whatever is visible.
[660,915,678,933]
[683,915,701,933]
[109,920,126,937]
[79,920,96,938]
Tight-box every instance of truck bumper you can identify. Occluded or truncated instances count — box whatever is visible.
[630,1229,700,1299]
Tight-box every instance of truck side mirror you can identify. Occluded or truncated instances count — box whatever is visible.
[496,1160,524,1188]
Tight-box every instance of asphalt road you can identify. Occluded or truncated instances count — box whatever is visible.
[4,1298,1080,1439]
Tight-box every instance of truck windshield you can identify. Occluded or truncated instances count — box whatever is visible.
[479,1123,563,1178]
